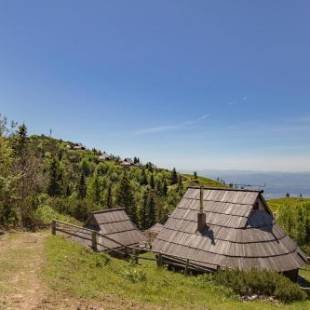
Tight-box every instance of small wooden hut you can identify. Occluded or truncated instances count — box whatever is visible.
[85,208,146,252]
[152,186,307,281]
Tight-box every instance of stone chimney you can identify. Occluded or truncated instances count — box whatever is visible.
[197,186,206,232]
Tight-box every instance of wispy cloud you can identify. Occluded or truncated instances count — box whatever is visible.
[134,114,210,135]
[226,96,247,106]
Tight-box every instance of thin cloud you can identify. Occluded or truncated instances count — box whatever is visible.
[134,114,210,135]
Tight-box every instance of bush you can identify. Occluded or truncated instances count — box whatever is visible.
[121,268,147,283]
[204,269,306,303]
[34,204,79,226]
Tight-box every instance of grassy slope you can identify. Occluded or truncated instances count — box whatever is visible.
[43,236,310,310]
[181,174,224,188]
[268,197,310,213]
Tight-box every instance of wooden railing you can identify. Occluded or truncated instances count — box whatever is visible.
[51,220,215,274]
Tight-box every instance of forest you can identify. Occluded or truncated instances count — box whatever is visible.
[0,114,220,231]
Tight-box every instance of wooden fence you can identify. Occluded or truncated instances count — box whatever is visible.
[51,220,215,274]
[51,220,309,280]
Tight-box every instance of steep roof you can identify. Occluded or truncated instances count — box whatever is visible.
[86,208,146,250]
[152,187,307,272]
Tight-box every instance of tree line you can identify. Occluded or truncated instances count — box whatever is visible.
[0,115,187,230]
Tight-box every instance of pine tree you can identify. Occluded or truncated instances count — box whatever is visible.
[146,191,156,228]
[47,158,62,196]
[140,169,148,186]
[170,167,178,185]
[193,171,198,179]
[149,173,155,189]
[116,172,136,222]
[133,156,140,164]
[88,173,101,204]
[106,183,113,209]
[139,189,148,229]
[161,178,168,196]
[13,123,28,159]
[177,175,184,193]
[78,173,87,199]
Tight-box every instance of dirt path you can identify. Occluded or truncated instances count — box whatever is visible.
[0,231,47,310]
[0,231,162,310]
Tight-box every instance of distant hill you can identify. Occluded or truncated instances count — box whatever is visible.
[0,118,223,230]
[195,170,310,198]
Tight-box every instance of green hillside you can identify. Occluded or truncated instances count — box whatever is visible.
[0,117,222,231]
[268,197,310,255]
[43,235,309,309]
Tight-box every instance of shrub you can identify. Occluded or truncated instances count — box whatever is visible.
[34,204,79,226]
[121,268,147,283]
[205,269,306,303]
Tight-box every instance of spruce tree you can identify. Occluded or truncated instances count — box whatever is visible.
[149,173,155,189]
[47,158,62,196]
[88,173,101,204]
[78,173,87,199]
[139,189,148,229]
[116,172,137,223]
[146,191,156,228]
[177,175,184,193]
[13,123,28,159]
[106,183,113,209]
[140,169,148,186]
[170,167,178,185]
[161,178,168,196]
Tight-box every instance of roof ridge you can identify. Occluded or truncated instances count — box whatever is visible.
[187,186,264,193]
[91,207,125,214]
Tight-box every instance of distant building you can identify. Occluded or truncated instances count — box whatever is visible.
[98,152,112,161]
[67,143,86,150]
[121,158,135,167]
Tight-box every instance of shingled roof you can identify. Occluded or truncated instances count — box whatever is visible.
[152,187,307,272]
[85,208,146,250]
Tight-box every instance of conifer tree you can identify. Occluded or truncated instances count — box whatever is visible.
[116,172,137,223]
[177,175,184,193]
[78,173,87,199]
[161,178,168,196]
[139,189,148,229]
[140,169,148,186]
[146,190,156,228]
[170,167,178,185]
[88,173,101,205]
[48,157,62,196]
[13,123,28,159]
[149,173,155,189]
[106,183,113,209]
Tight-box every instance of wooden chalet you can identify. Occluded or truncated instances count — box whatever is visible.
[152,186,308,280]
[84,208,146,252]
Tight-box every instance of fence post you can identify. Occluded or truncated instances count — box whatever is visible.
[158,253,163,267]
[133,248,138,264]
[91,231,98,252]
[185,259,189,275]
[51,220,56,235]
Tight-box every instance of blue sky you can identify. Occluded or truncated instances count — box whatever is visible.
[0,1,309,172]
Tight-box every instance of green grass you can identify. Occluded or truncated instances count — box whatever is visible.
[34,204,80,226]
[43,236,310,310]
[268,197,310,214]
[182,174,224,188]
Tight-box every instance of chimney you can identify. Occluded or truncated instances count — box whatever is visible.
[197,186,206,232]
